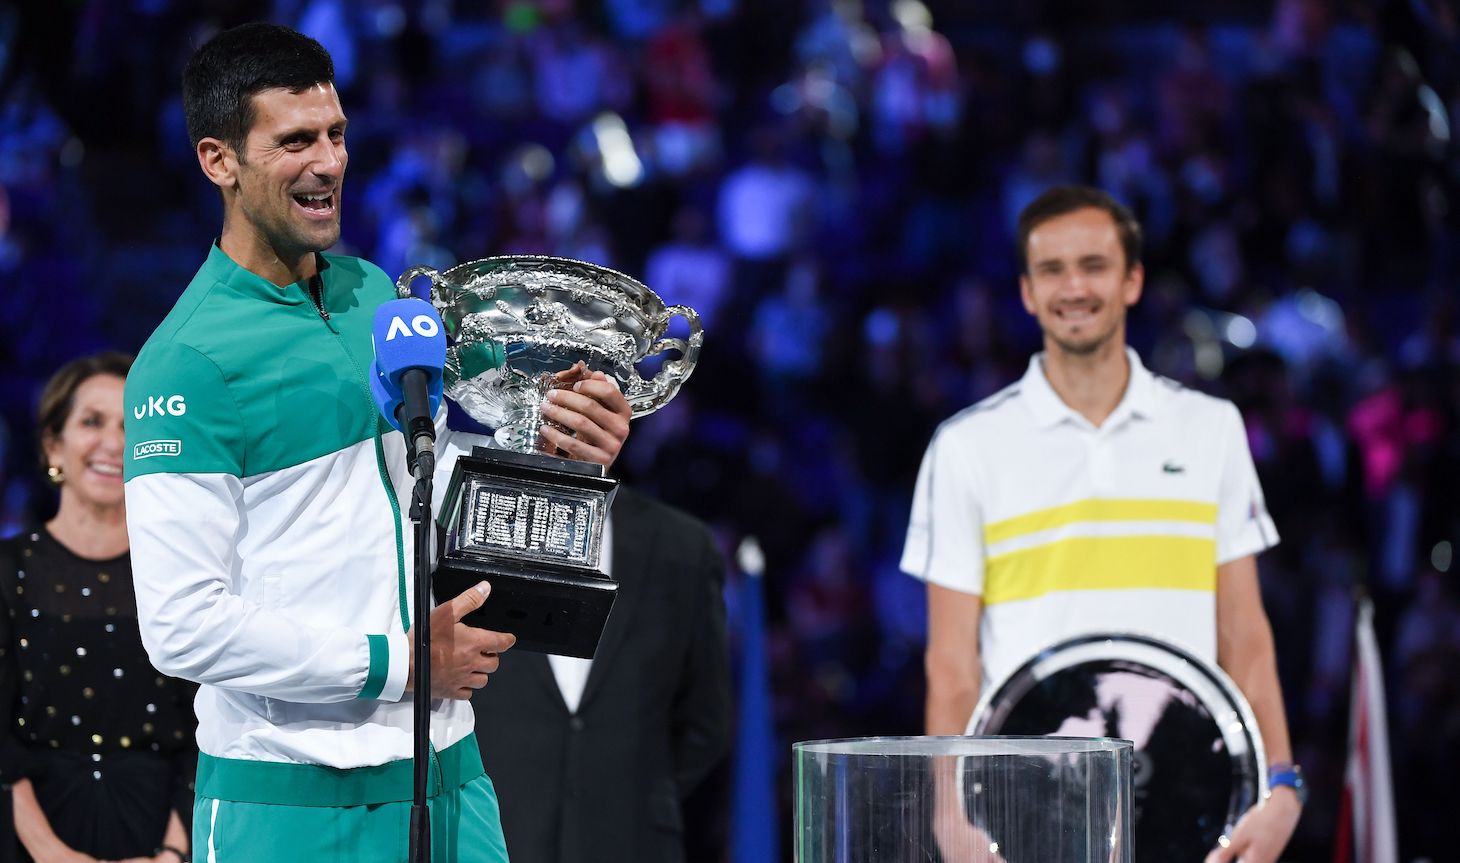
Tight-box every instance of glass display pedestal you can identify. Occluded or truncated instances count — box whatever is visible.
[794,736,1132,862]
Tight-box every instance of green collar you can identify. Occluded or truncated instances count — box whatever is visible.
[200,241,334,307]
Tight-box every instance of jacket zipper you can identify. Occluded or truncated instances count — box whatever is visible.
[309,274,330,320]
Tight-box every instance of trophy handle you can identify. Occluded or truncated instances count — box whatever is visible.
[396,265,441,302]
[629,304,703,417]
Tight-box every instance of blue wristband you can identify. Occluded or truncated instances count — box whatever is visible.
[1267,762,1307,805]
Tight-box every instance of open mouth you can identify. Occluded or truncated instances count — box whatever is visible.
[1055,304,1099,324]
[292,191,336,217]
[88,462,123,478]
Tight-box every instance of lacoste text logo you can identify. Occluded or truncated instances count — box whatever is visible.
[133,440,182,460]
[133,395,187,419]
[1162,461,1185,474]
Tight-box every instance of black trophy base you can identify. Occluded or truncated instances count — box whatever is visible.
[433,555,616,659]
[436,446,619,659]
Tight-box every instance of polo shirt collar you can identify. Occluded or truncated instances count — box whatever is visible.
[1021,346,1160,430]
[1113,348,1160,424]
[201,240,331,305]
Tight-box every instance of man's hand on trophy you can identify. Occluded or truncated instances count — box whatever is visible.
[405,580,517,700]
[1203,786,1301,863]
[538,361,632,467]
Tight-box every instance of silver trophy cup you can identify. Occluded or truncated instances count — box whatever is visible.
[397,255,702,452]
[398,256,702,658]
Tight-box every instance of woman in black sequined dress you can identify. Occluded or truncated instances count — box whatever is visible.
[1,353,196,863]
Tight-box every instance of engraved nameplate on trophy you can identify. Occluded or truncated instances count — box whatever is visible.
[436,447,618,658]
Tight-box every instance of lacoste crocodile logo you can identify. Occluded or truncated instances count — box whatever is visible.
[1162,461,1185,474]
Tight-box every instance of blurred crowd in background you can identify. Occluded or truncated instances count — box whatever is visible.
[1,0,1458,859]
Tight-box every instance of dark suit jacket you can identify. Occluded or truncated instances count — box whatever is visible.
[473,487,732,863]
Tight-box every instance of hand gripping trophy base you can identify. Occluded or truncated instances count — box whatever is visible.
[401,256,703,658]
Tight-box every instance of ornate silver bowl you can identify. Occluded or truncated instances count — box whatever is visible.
[397,255,703,451]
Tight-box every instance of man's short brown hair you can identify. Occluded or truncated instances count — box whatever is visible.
[1017,185,1143,274]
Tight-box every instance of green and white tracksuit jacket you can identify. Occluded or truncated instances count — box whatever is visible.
[123,244,480,807]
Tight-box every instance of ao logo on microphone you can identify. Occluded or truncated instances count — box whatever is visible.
[134,395,187,419]
[384,314,440,341]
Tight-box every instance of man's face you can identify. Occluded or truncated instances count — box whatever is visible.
[1019,207,1143,356]
[232,83,348,261]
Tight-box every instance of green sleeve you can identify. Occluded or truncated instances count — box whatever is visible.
[124,340,246,479]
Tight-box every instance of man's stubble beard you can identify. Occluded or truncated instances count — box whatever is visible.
[1046,316,1123,359]
[236,175,341,259]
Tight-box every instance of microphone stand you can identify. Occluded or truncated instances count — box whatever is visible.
[408,439,435,863]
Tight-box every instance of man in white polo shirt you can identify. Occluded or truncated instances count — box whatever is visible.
[903,186,1301,863]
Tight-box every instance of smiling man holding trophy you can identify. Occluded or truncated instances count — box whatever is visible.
[123,22,666,863]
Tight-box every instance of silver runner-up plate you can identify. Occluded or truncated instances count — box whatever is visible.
[967,633,1267,862]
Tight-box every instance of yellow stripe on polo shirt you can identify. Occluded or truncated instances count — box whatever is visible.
[983,498,1217,546]
[983,534,1217,605]
[980,499,1219,606]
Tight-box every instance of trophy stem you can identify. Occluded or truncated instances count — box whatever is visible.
[493,401,547,453]
[492,371,558,454]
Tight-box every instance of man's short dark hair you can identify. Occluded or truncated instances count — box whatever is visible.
[182,23,335,156]
[1017,185,1143,274]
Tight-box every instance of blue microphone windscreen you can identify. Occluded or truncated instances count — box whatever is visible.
[368,359,405,433]
[373,299,447,385]
[372,298,445,427]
